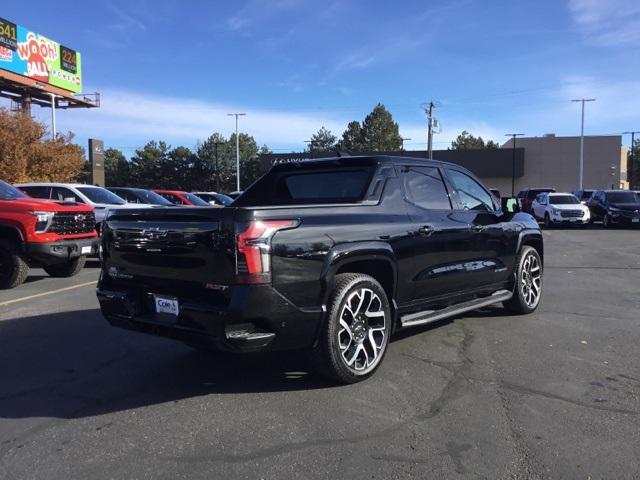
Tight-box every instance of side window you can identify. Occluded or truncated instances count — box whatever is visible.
[51,187,83,203]
[447,170,494,211]
[162,193,183,205]
[119,191,138,203]
[402,166,451,210]
[21,186,51,199]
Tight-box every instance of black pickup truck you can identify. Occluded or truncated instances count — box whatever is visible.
[97,156,543,383]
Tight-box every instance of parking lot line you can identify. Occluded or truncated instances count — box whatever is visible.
[0,280,97,307]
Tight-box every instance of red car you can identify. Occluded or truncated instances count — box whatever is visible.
[152,189,210,206]
[0,180,98,288]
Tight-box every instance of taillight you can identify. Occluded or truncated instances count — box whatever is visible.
[236,219,299,284]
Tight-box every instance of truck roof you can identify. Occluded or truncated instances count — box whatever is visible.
[269,155,470,171]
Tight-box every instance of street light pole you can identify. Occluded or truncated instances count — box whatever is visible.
[571,98,595,190]
[505,133,524,197]
[622,131,639,188]
[227,113,246,192]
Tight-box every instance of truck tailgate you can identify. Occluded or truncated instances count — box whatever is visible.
[101,207,237,290]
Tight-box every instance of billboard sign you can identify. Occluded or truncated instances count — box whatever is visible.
[0,17,82,93]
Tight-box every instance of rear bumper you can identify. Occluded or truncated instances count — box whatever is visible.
[97,283,324,353]
[609,213,640,226]
[25,237,99,265]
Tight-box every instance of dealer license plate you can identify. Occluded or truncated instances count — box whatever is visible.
[154,295,179,316]
[81,245,92,254]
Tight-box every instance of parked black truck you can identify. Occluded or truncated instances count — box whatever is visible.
[97,156,544,383]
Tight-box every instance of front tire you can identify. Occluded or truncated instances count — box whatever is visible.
[311,273,391,384]
[504,246,543,314]
[0,240,29,289]
[43,255,87,277]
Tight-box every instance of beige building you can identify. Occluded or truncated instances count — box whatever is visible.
[496,134,628,194]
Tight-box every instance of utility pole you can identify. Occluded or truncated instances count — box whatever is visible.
[213,141,225,192]
[227,113,246,192]
[505,133,524,197]
[424,101,435,160]
[622,131,639,188]
[571,98,595,190]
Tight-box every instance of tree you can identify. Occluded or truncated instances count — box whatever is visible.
[337,121,364,152]
[360,103,403,152]
[450,130,498,150]
[337,104,402,152]
[307,126,337,153]
[166,146,198,190]
[129,141,171,188]
[0,108,84,183]
[196,132,265,192]
[104,148,130,186]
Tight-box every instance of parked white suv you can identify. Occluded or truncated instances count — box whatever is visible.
[531,192,590,227]
[16,183,152,229]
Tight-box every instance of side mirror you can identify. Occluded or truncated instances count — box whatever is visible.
[501,197,520,213]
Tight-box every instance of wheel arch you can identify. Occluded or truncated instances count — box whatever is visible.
[518,230,544,266]
[321,242,397,304]
[0,223,25,248]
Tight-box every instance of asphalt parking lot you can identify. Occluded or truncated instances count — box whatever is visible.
[1,229,639,480]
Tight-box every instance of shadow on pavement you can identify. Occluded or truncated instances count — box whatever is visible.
[0,308,330,420]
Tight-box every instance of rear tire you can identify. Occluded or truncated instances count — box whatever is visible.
[504,246,543,315]
[43,255,86,277]
[0,240,29,289]
[311,273,391,384]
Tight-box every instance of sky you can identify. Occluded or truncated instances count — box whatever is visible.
[2,0,640,157]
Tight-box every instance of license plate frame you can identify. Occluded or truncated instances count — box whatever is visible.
[154,295,179,316]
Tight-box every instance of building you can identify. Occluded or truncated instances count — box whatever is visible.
[500,134,628,194]
[259,134,628,197]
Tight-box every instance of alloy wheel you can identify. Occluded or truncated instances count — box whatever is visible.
[520,253,542,308]
[338,288,387,373]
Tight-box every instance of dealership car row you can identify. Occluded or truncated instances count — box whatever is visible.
[1,178,639,290]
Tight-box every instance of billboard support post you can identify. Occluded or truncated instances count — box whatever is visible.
[49,93,56,139]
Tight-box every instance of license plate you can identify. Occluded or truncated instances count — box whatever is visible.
[81,245,92,254]
[633,218,639,223]
[154,295,179,316]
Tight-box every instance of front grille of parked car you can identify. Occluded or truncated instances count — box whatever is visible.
[560,210,584,218]
[50,212,96,234]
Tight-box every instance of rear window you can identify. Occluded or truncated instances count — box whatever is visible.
[183,193,209,206]
[77,187,126,205]
[549,195,579,205]
[607,192,638,203]
[236,159,375,206]
[527,189,554,199]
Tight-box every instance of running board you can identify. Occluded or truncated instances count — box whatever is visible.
[400,289,513,328]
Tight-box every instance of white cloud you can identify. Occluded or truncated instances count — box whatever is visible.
[41,89,347,150]
[569,0,640,46]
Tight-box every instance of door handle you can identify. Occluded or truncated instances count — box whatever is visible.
[418,225,434,236]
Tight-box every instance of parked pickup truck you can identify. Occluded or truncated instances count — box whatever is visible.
[0,180,98,289]
[97,156,544,383]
